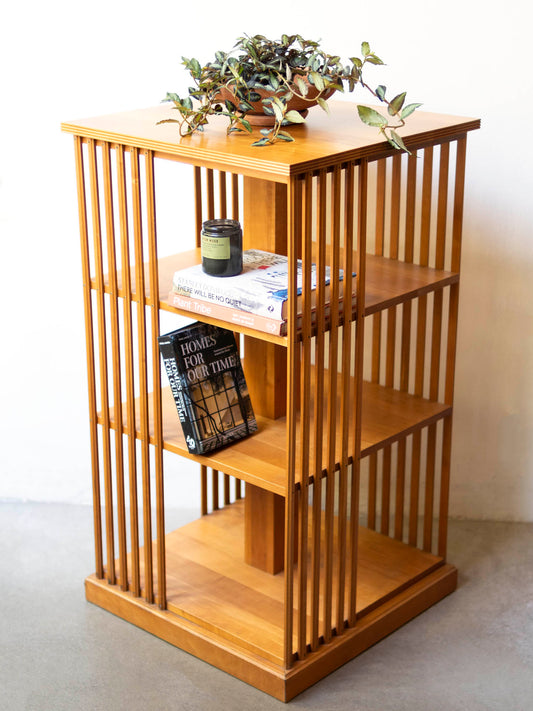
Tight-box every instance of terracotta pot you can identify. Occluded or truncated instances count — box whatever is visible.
[215,80,336,126]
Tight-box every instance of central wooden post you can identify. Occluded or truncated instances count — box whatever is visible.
[242,177,288,574]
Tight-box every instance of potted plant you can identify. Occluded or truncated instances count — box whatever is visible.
[160,34,421,150]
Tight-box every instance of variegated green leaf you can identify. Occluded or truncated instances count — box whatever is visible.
[357,105,388,127]
[284,110,306,123]
[388,92,406,116]
[400,102,422,119]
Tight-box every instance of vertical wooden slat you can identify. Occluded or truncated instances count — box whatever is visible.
[424,142,450,552]
[102,143,128,588]
[395,151,417,541]
[88,139,115,585]
[409,146,433,546]
[439,135,468,557]
[445,137,467,404]
[380,155,401,537]
[200,466,208,515]
[310,172,325,651]
[116,144,140,596]
[206,169,215,219]
[231,173,239,220]
[224,474,231,506]
[194,166,202,247]
[297,172,313,659]
[323,168,339,643]
[408,432,422,548]
[219,171,227,218]
[368,159,386,530]
[145,149,166,610]
[74,137,103,580]
[194,167,209,514]
[131,147,154,603]
[348,158,368,625]
[394,440,406,541]
[284,174,300,668]
[212,469,219,511]
[381,446,392,536]
[338,162,354,631]
[404,152,417,264]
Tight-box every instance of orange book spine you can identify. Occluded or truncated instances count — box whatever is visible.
[168,291,288,336]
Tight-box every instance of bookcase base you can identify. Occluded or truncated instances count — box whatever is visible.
[85,563,457,702]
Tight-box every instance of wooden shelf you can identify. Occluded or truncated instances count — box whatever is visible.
[106,499,444,666]
[105,378,451,497]
[97,249,458,344]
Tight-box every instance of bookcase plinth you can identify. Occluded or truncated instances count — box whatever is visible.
[85,499,457,701]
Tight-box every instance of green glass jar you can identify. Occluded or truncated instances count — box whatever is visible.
[201,219,243,277]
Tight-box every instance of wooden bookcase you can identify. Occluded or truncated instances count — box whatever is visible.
[62,102,480,701]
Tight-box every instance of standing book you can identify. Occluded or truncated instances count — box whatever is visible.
[158,322,257,454]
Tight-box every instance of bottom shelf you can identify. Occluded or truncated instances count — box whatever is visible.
[86,501,457,701]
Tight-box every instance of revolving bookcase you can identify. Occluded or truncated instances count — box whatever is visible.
[62,102,480,701]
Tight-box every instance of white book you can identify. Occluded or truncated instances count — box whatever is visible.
[172,249,345,320]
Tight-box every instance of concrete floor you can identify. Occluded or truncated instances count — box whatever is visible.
[1,503,532,710]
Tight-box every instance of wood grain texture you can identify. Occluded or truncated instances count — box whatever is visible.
[62,102,480,181]
[98,248,459,338]
[103,376,451,497]
[244,485,286,574]
[85,500,456,700]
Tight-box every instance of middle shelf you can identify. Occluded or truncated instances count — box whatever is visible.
[106,378,451,497]
[97,248,459,344]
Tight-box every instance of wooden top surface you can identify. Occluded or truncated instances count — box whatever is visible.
[61,102,480,180]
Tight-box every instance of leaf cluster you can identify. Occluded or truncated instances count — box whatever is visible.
[159,34,420,151]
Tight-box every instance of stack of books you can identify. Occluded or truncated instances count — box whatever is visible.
[168,249,354,336]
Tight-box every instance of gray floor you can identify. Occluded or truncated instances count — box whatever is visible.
[1,503,532,710]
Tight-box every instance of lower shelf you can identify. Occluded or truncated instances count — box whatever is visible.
[107,380,451,497]
[86,501,457,701]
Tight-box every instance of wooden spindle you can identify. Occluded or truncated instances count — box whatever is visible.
[297,172,313,658]
[409,146,433,546]
[88,139,115,585]
[194,166,202,247]
[212,469,219,511]
[200,466,208,515]
[310,171,326,651]
[116,144,140,596]
[439,136,468,557]
[131,147,153,603]
[74,136,103,580]
[334,164,349,633]
[348,158,368,625]
[102,143,128,588]
[224,474,231,506]
[206,169,215,219]
[231,173,239,220]
[284,174,301,668]
[368,159,386,530]
[219,171,227,218]
[145,149,166,610]
[323,168,339,643]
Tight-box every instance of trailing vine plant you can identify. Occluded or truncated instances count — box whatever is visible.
[160,34,421,150]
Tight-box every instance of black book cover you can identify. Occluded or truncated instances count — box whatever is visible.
[158,322,257,454]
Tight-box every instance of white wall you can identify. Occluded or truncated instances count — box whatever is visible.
[1,0,531,520]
